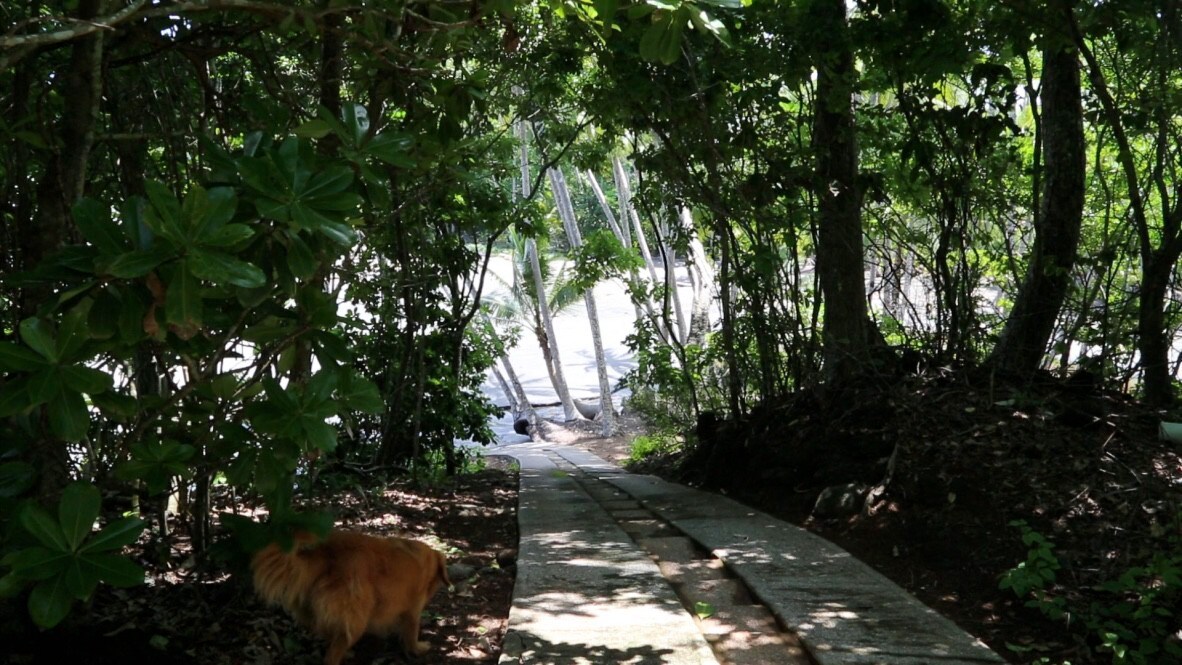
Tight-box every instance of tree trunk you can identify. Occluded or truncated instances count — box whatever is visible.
[681,207,715,347]
[28,0,105,506]
[549,167,617,436]
[811,0,870,380]
[990,38,1085,377]
[1138,256,1175,406]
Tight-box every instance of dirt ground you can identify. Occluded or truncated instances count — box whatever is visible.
[4,458,519,665]
[623,368,1182,664]
[6,372,1179,665]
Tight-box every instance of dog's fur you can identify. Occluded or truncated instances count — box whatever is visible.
[252,530,450,665]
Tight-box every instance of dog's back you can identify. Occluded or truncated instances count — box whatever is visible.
[252,530,450,665]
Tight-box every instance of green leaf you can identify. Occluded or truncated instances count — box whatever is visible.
[105,249,169,278]
[47,388,90,441]
[83,552,144,587]
[188,248,267,288]
[364,132,416,167]
[63,557,100,599]
[20,504,69,551]
[90,391,138,421]
[304,369,338,404]
[73,198,126,256]
[314,217,357,246]
[202,223,254,248]
[195,187,238,239]
[302,166,354,198]
[294,119,332,139]
[0,461,36,498]
[27,367,64,406]
[639,8,686,65]
[81,516,145,553]
[8,547,72,580]
[60,365,112,395]
[0,342,45,372]
[0,381,32,418]
[0,572,25,598]
[59,482,101,551]
[338,372,383,414]
[19,319,57,362]
[261,378,299,411]
[118,290,148,342]
[55,304,91,362]
[165,260,203,337]
[286,233,318,280]
[694,600,715,618]
[144,180,184,243]
[28,576,74,628]
[303,419,337,452]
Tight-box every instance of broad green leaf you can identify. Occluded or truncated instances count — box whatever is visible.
[63,557,100,599]
[294,119,332,138]
[119,295,148,345]
[55,304,91,362]
[195,187,238,238]
[286,233,318,280]
[60,366,112,395]
[202,223,254,248]
[20,504,69,551]
[47,389,89,441]
[0,572,24,598]
[364,132,416,167]
[188,248,267,288]
[302,166,354,198]
[316,218,357,247]
[0,342,45,372]
[72,198,126,255]
[59,482,102,551]
[104,249,169,278]
[82,516,146,553]
[304,369,339,404]
[0,461,36,498]
[19,319,57,362]
[639,8,686,65]
[165,260,202,337]
[337,373,383,414]
[88,290,122,340]
[90,391,138,421]
[303,419,337,452]
[8,547,72,580]
[143,180,184,243]
[261,378,299,410]
[83,552,144,587]
[0,381,32,417]
[28,367,64,406]
[28,576,73,628]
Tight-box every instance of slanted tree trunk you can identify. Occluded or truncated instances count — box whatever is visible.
[811,0,871,380]
[586,168,659,332]
[681,208,715,347]
[549,167,617,436]
[517,120,579,420]
[990,36,1085,377]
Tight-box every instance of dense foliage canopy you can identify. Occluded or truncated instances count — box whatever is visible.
[2,0,1181,644]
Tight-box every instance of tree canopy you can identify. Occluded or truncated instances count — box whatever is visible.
[2,0,1182,646]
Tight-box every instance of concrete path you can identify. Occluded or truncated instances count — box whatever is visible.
[496,441,1006,665]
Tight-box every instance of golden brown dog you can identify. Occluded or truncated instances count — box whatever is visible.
[252,530,450,665]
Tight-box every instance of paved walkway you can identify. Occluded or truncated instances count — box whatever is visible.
[496,440,1006,665]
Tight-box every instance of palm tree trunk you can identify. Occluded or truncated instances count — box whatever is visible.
[549,167,618,436]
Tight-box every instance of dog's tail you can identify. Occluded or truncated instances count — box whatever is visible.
[251,531,321,614]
